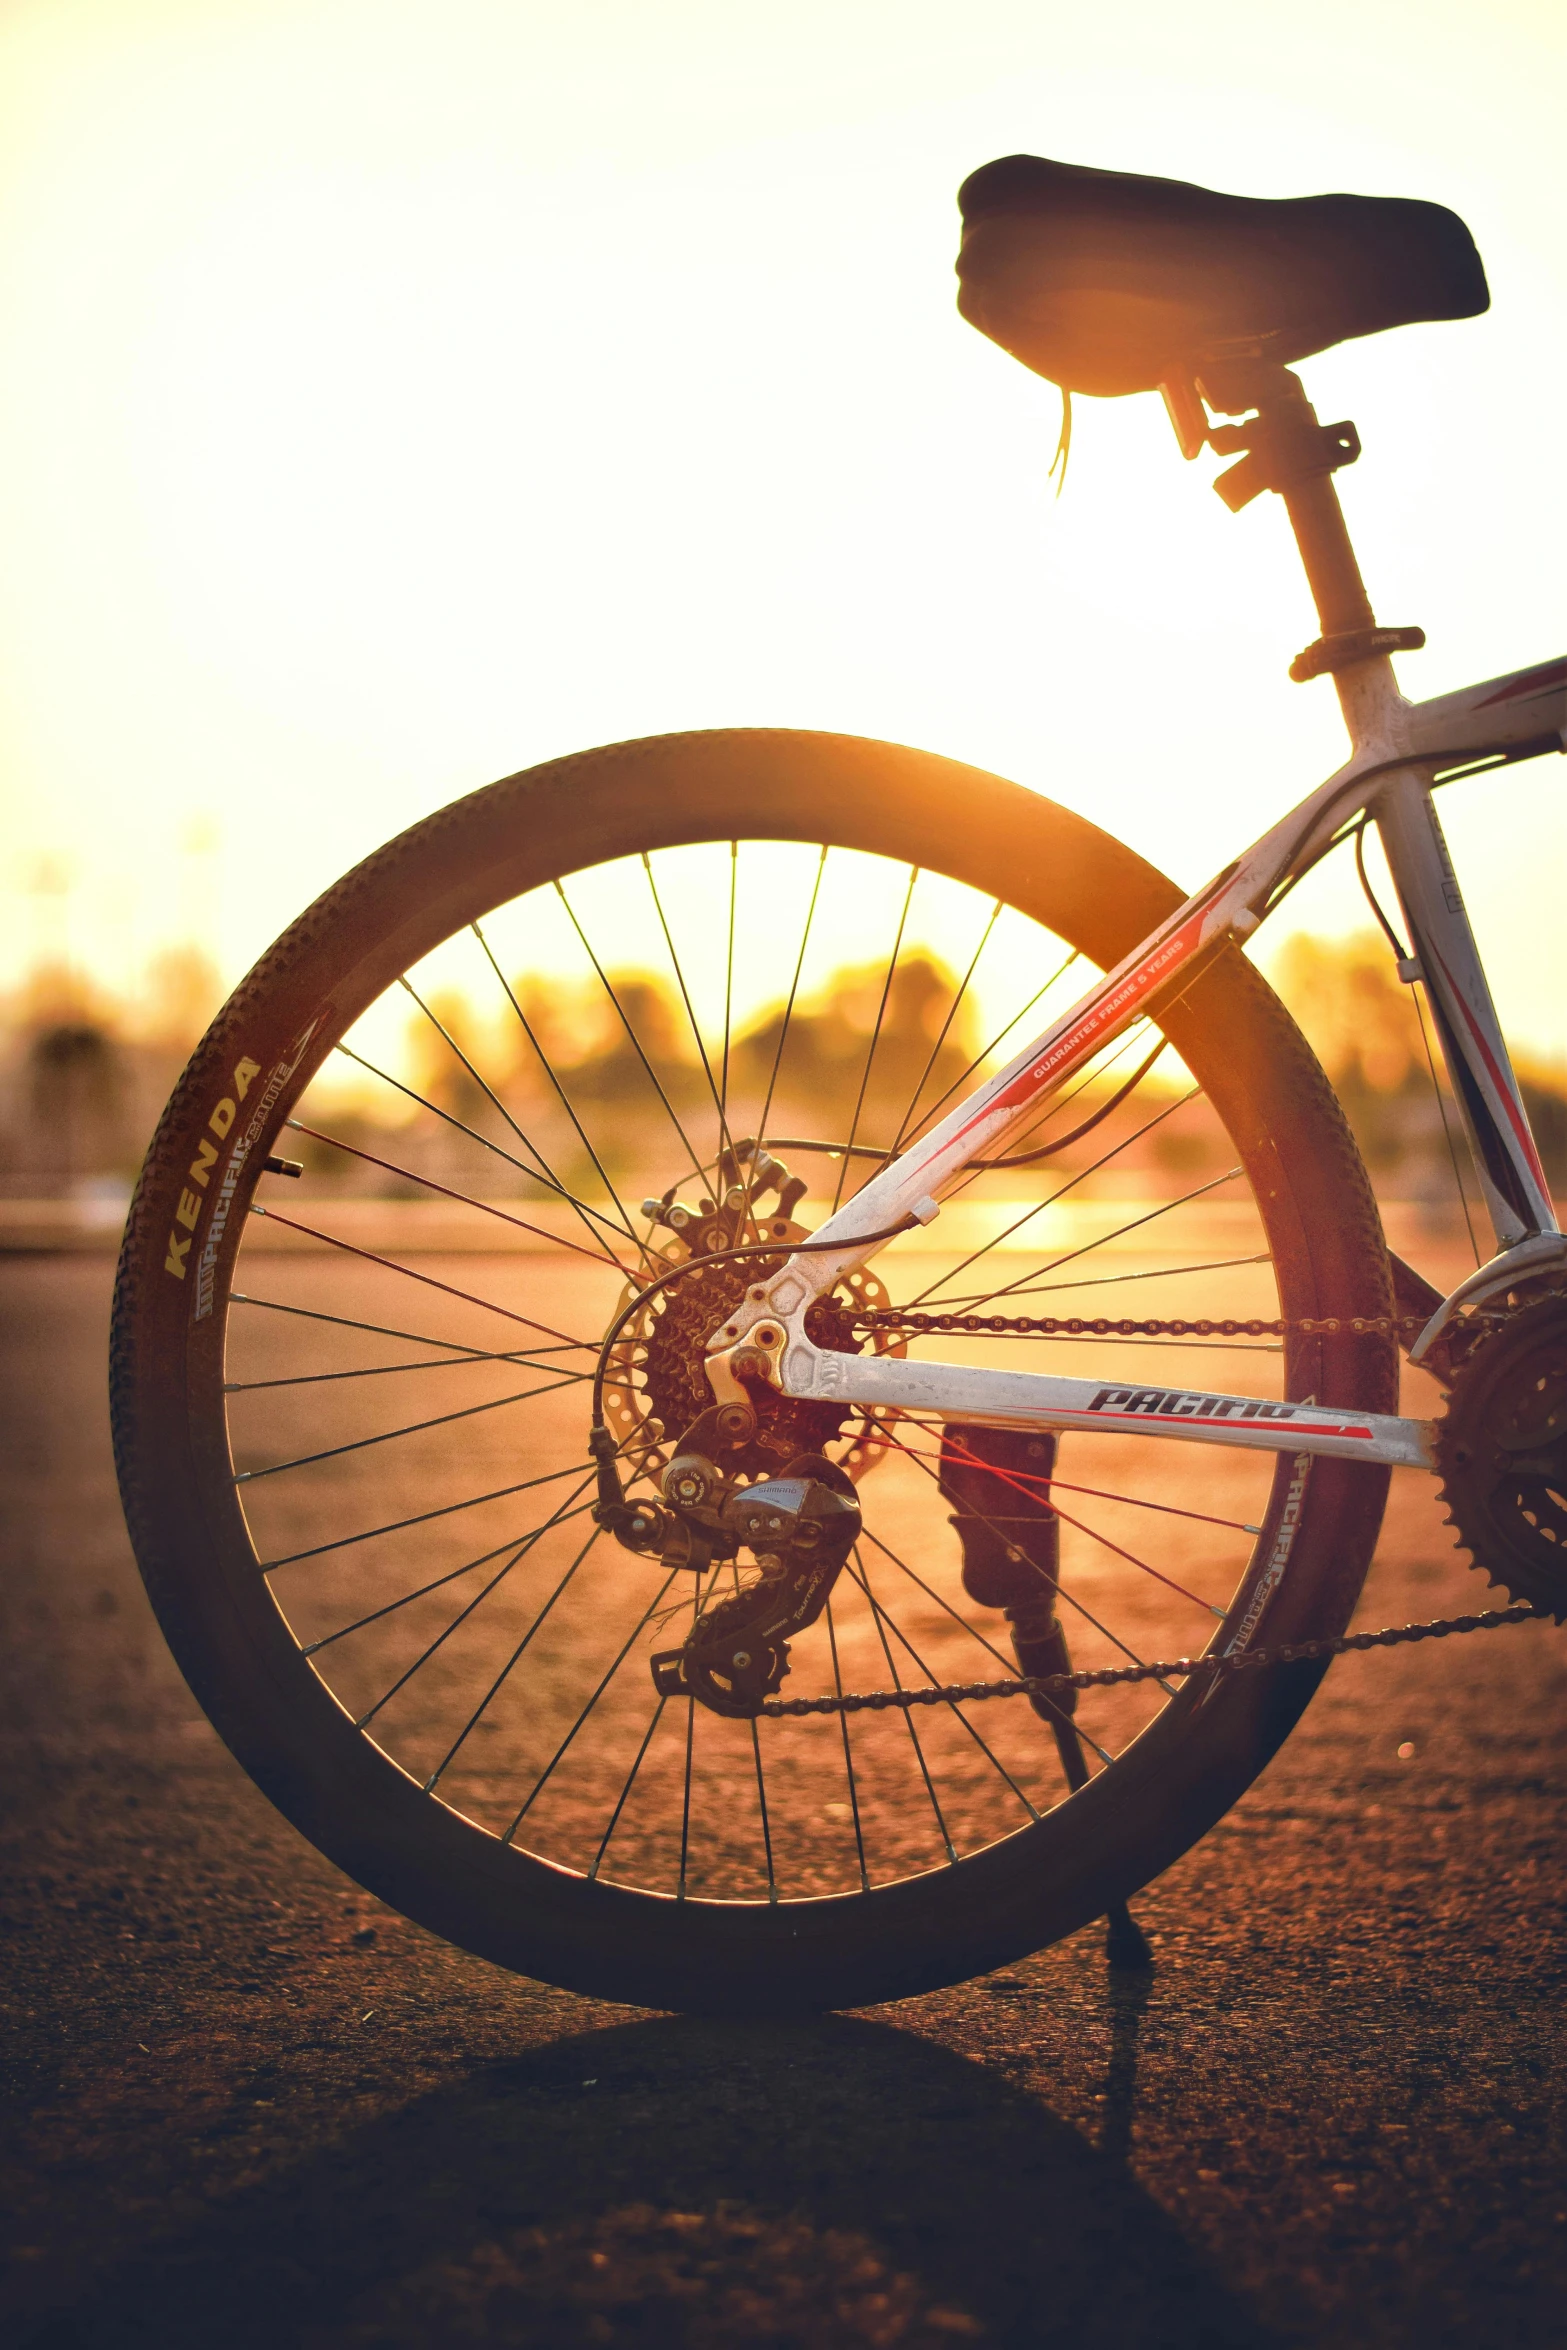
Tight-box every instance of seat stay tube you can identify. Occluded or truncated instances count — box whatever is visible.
[713,754,1441,1468]
[742,746,1390,1316]
[720,696,1565,1464]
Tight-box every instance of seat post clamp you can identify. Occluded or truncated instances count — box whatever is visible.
[1289,625,1427,683]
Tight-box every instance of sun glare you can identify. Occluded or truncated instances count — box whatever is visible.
[0,0,1563,1055]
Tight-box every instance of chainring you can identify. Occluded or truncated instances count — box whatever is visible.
[603,1211,901,1482]
[1436,1290,1567,1622]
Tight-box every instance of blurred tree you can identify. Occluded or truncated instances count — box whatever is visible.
[407,988,494,1122]
[1272,932,1421,1095]
[732,951,979,1145]
[139,944,224,1054]
[0,963,128,1191]
[1272,930,1567,1192]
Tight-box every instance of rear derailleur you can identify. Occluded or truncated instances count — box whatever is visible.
[591,1403,861,1717]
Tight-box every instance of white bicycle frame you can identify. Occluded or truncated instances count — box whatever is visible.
[715,647,1567,1477]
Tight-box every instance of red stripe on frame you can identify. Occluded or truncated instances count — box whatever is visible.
[1476,657,1567,708]
[945,876,1231,1155]
[1070,1412,1376,1440]
[1427,942,1550,1196]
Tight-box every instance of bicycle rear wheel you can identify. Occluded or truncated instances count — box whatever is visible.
[110,730,1396,2010]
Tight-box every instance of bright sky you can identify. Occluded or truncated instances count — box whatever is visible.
[2,1,1564,1047]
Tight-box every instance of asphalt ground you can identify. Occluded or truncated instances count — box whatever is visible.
[3,1253,1565,2349]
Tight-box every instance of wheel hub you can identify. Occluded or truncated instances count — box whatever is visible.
[602,1171,900,1482]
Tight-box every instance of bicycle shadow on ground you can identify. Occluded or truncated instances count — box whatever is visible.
[17,1986,1274,2350]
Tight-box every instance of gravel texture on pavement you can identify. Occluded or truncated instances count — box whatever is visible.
[2,1256,1565,2349]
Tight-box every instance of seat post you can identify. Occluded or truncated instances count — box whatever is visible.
[1278,460,1376,641]
[1185,361,1425,700]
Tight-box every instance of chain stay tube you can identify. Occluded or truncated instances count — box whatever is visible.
[772,1342,1434,1469]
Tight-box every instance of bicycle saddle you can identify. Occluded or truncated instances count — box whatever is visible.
[956,155,1488,397]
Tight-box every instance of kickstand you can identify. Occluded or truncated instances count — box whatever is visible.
[936,1427,1157,1974]
[1104,1906,1154,1971]
[1048,1711,1155,1971]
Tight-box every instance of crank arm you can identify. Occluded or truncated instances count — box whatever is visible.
[773,1335,1435,1470]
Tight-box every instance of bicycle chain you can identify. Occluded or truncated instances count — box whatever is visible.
[755,1302,1546,1717]
[852,1306,1425,1342]
[760,1604,1548,1717]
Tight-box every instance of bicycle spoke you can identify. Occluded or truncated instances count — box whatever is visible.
[675,1567,716,1901]
[855,1526,1020,1675]
[421,1523,607,1786]
[553,879,711,1197]
[765,1015,1154,1189]
[941,1022,1162,1201]
[926,1426,1227,1618]
[850,1439,1115,1764]
[286,1119,633,1274]
[721,841,737,1138]
[226,1351,592,1393]
[845,1549,956,1862]
[888,946,1081,1154]
[470,918,655,1264]
[831,865,919,1214]
[879,897,1004,1164]
[398,975,635,1266]
[1047,1495,1228,1618]
[748,845,828,1203]
[846,1550,1042,1817]
[641,850,738,1178]
[941,1163,1245,1314]
[248,1204,591,1349]
[588,1694,669,1881]
[751,1718,779,1902]
[299,1503,597,1654]
[677,1678,697,1900]
[825,1597,869,1891]
[356,1483,598,1732]
[885,1420,1260,1535]
[231,1291,583,1362]
[972,1252,1271,1302]
[332,1040,636,1256]
[890,1440,1175,1697]
[907,1088,1206,1308]
[503,1567,682,1842]
[259,1460,587,1572]
[234,1368,583,1484]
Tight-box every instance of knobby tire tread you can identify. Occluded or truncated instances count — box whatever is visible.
[110,730,1396,2011]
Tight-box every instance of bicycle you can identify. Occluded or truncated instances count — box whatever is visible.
[110,154,1566,2013]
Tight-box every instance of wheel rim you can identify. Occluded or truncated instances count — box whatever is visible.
[220,828,1297,1907]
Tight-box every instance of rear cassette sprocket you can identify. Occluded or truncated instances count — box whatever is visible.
[602,1213,901,1482]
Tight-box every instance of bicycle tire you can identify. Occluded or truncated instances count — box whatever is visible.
[110,729,1397,2011]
